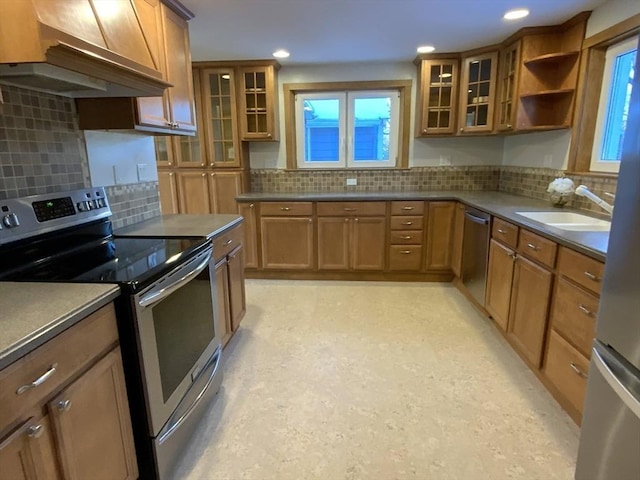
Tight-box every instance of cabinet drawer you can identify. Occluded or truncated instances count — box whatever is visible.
[390,201,425,216]
[390,216,424,230]
[544,330,590,415]
[213,223,244,261]
[517,229,557,268]
[389,245,423,271]
[492,218,518,248]
[557,247,605,295]
[0,304,118,433]
[389,230,423,245]
[260,202,313,216]
[317,202,386,216]
[551,277,598,358]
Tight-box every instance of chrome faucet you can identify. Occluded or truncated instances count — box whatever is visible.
[575,185,614,214]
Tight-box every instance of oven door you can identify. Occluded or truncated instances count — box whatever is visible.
[132,245,221,436]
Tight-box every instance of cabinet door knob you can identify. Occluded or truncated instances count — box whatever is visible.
[249,203,254,208]
[355,218,359,222]
[201,173,206,177]
[168,173,174,177]
[459,127,464,132]
[57,399,72,412]
[168,162,172,166]
[27,424,44,439]
[422,129,427,134]
[267,133,272,138]
[506,124,513,129]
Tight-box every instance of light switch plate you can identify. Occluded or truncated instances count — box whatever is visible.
[346,178,357,186]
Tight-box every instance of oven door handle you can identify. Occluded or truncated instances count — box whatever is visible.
[138,249,213,308]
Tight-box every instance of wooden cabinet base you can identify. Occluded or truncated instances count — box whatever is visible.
[246,270,453,282]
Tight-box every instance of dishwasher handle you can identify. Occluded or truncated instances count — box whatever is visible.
[464,211,490,225]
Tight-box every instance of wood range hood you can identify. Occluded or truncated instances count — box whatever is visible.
[0,0,172,98]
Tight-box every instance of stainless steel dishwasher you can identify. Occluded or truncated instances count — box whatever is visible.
[461,207,491,306]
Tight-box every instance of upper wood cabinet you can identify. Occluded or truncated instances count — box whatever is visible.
[515,15,587,131]
[496,41,521,132]
[237,63,280,141]
[458,51,498,134]
[76,0,197,135]
[414,12,589,137]
[201,68,243,168]
[415,58,460,136]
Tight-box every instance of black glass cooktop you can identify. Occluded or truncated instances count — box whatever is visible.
[1,236,209,291]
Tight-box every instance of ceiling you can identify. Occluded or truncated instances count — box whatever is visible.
[182,0,606,64]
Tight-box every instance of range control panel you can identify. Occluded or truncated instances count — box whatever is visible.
[0,187,112,246]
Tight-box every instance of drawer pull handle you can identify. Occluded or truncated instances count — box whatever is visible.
[57,399,72,412]
[224,239,233,246]
[584,271,600,282]
[497,229,507,234]
[527,243,538,251]
[400,235,413,240]
[402,222,413,225]
[16,363,58,395]
[26,424,44,439]
[400,250,412,254]
[578,304,594,317]
[280,207,291,211]
[570,362,588,378]
[344,208,357,212]
[401,206,414,210]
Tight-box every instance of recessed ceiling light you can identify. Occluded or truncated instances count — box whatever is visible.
[273,49,290,58]
[417,45,436,54]
[504,8,530,20]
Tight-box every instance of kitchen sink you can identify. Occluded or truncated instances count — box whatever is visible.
[515,211,611,232]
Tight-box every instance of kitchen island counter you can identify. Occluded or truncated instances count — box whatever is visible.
[237,191,608,262]
[0,282,120,370]
[115,214,243,240]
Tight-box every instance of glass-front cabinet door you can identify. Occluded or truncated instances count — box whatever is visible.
[201,68,241,168]
[497,42,521,131]
[174,69,206,168]
[459,51,498,133]
[417,59,459,135]
[237,64,279,141]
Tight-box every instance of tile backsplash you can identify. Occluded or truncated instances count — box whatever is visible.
[251,166,501,193]
[0,84,161,226]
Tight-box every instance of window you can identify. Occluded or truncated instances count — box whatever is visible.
[590,36,637,173]
[294,90,400,169]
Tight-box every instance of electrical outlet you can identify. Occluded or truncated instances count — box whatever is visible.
[439,155,452,166]
[137,163,151,182]
[543,154,553,167]
[112,165,124,184]
[346,178,357,186]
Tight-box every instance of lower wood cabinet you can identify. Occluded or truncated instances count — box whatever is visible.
[161,169,246,214]
[238,203,258,269]
[485,238,516,331]
[48,348,137,480]
[213,224,246,347]
[451,203,465,277]
[507,255,554,368]
[0,304,138,480]
[261,216,314,270]
[425,202,455,271]
[317,216,386,271]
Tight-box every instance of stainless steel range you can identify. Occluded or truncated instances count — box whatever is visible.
[0,187,223,479]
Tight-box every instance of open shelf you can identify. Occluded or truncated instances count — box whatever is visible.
[523,51,580,67]
[520,88,575,99]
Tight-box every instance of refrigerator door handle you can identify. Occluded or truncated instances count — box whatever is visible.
[593,347,640,419]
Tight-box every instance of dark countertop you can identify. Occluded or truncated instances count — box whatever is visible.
[115,214,243,240]
[0,283,120,370]
[237,191,608,261]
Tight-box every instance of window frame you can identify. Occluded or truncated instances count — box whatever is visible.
[568,14,640,176]
[284,80,412,170]
[589,36,637,173]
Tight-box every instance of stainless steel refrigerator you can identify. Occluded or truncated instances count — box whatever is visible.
[575,43,640,479]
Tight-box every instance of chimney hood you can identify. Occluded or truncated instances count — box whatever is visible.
[0,0,172,98]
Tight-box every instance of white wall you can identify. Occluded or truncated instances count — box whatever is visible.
[85,131,158,186]
[504,0,640,169]
[249,62,504,169]
[585,0,640,38]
